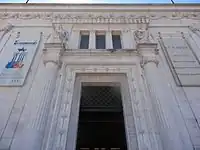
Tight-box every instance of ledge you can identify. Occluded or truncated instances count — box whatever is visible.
[62,49,139,56]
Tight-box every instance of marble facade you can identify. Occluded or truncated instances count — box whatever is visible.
[0,3,200,150]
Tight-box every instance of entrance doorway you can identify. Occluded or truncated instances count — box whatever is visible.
[76,85,127,150]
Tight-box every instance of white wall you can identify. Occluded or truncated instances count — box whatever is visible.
[0,4,200,150]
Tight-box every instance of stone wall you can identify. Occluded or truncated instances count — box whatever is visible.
[0,3,200,150]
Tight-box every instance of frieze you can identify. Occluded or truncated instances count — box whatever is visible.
[0,11,200,23]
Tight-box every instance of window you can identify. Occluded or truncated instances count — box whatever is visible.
[112,31,122,49]
[80,31,89,49]
[96,32,105,49]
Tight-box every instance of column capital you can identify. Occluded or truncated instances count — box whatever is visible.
[140,55,159,68]
[137,43,159,68]
[43,44,63,67]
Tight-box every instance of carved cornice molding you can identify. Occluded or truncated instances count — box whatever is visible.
[1,11,200,23]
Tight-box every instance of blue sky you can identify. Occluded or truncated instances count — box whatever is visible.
[0,0,200,3]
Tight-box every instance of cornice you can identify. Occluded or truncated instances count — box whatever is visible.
[62,49,139,56]
[1,3,200,12]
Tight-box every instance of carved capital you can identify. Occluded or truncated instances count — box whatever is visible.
[140,56,159,68]
[137,42,159,68]
[43,42,64,68]
[43,49,62,67]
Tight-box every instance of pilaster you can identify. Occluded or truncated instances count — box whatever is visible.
[11,29,63,150]
[69,30,80,49]
[89,30,96,49]
[122,30,131,49]
[106,30,113,49]
[139,42,193,150]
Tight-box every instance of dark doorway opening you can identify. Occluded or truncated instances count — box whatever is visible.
[76,85,127,150]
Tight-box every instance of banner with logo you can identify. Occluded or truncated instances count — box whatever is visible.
[0,28,42,86]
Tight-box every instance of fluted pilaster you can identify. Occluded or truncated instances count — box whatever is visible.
[139,43,193,150]
[11,31,63,150]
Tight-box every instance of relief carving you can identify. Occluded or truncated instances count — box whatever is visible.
[53,24,69,44]
[140,56,159,69]
[134,29,150,43]
[0,11,200,22]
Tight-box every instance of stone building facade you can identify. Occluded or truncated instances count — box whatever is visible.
[0,3,200,150]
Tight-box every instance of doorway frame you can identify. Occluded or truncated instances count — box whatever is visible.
[49,64,145,150]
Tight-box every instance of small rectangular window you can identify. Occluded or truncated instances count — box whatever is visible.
[96,32,105,49]
[80,31,89,49]
[112,31,122,49]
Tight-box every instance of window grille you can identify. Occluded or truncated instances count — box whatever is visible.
[80,86,122,111]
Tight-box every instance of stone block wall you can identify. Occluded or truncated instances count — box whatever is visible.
[0,4,199,150]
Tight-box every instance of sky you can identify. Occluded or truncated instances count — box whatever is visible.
[0,0,200,3]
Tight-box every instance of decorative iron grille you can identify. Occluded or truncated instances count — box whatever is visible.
[80,86,122,110]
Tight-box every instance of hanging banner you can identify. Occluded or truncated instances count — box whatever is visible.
[0,28,41,86]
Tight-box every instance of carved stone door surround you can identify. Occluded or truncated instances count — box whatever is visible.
[44,64,157,150]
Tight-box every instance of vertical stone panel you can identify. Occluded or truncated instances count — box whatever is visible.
[159,32,200,86]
